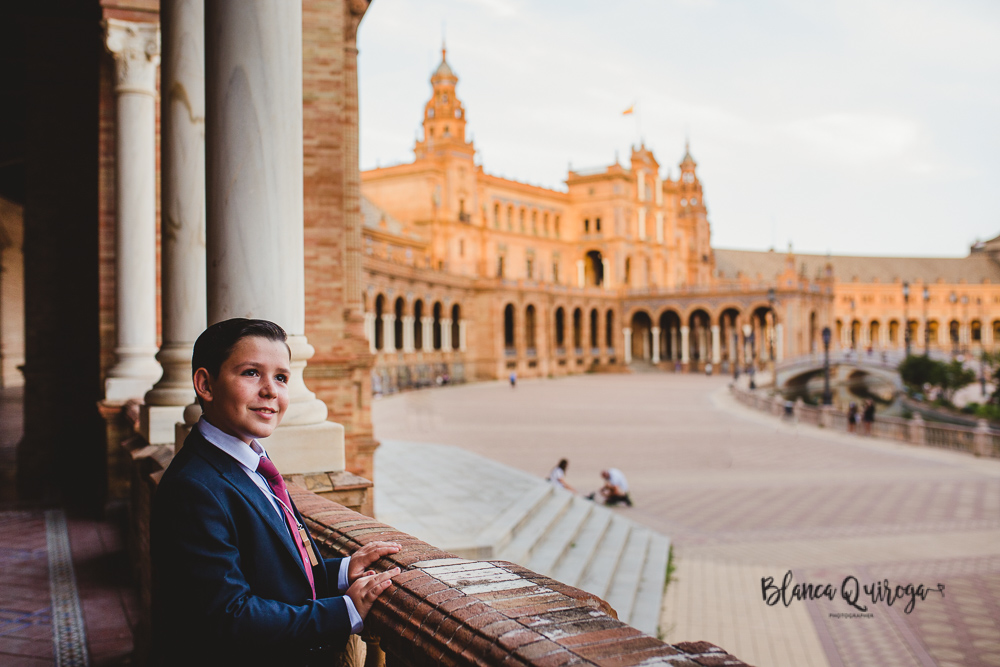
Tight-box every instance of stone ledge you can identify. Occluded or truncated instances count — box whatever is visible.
[291,485,753,667]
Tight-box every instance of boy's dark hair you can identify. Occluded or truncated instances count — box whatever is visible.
[192,318,289,379]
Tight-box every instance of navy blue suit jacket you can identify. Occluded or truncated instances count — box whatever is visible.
[151,427,351,666]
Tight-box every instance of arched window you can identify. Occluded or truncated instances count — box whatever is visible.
[972,320,982,343]
[526,305,537,351]
[394,298,405,350]
[413,300,424,349]
[451,304,461,350]
[555,307,565,349]
[433,302,443,350]
[374,294,385,351]
[504,304,516,350]
[606,309,614,349]
[590,309,599,351]
[573,308,583,351]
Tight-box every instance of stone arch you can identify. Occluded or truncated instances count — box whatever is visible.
[503,303,516,351]
[525,303,537,351]
[554,306,566,350]
[688,308,711,364]
[888,319,899,346]
[584,250,604,287]
[573,307,583,351]
[657,308,682,363]
[413,299,424,350]
[394,297,405,350]
[433,301,443,350]
[869,319,880,349]
[972,319,982,344]
[719,307,742,366]
[374,293,386,351]
[451,303,461,350]
[928,319,939,345]
[589,308,599,351]
[629,310,653,361]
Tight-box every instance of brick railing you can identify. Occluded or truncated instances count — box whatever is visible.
[290,486,751,667]
[730,384,1000,459]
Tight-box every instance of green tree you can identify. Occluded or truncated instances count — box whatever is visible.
[898,355,937,390]
[928,360,974,403]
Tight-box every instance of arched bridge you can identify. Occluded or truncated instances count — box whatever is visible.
[774,351,905,393]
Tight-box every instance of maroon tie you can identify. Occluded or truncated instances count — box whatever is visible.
[256,455,316,599]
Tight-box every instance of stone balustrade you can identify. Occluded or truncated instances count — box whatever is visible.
[290,486,750,667]
[730,384,1000,459]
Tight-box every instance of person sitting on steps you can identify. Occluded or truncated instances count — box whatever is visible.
[586,468,633,507]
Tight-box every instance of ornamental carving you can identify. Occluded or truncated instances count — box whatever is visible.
[104,19,161,95]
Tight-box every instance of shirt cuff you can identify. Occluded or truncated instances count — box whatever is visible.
[338,556,351,593]
[343,594,364,634]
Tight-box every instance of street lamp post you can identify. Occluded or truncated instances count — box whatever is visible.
[822,326,832,405]
[903,281,910,359]
[767,288,776,364]
[950,291,958,357]
[923,286,930,356]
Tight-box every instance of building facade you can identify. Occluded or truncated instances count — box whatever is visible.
[357,50,1000,393]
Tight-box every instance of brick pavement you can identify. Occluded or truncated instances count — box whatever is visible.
[373,374,1000,667]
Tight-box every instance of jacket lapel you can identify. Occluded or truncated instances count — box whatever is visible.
[187,430,311,582]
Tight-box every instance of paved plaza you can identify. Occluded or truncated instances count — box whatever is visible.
[373,374,1000,667]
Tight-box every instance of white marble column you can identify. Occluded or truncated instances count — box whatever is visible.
[776,323,785,362]
[104,20,163,401]
[711,325,721,364]
[421,316,433,352]
[381,314,396,352]
[681,325,690,364]
[142,0,207,445]
[202,0,341,473]
[577,259,585,287]
[459,320,468,352]
[650,326,661,363]
[623,327,632,364]
[402,315,415,352]
[441,318,453,350]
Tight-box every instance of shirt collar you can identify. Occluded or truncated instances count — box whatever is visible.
[197,417,267,471]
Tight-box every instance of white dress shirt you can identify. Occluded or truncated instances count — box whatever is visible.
[197,418,363,632]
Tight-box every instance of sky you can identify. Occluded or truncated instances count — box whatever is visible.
[355,0,1000,258]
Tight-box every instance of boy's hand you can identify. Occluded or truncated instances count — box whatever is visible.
[349,541,401,583]
[347,567,400,619]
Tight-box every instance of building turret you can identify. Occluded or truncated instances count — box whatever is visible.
[414,44,474,160]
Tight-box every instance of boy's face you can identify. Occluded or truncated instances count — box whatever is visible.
[193,336,291,444]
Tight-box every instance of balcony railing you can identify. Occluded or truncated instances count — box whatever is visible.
[730,385,1000,458]
[289,486,751,667]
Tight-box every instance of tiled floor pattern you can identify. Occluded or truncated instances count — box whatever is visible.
[374,374,1000,667]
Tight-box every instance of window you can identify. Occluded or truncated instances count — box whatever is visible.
[584,218,590,233]
[507,206,513,230]
[519,209,525,232]
[455,109,462,118]
[428,108,435,118]
[526,258,534,279]
[595,217,601,232]
[441,93,448,103]
[532,211,537,234]
[543,213,549,236]
[494,203,500,228]
[555,215,561,238]
[444,125,450,136]
[458,238,464,257]
[552,261,559,284]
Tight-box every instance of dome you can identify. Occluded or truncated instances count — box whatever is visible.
[433,47,456,80]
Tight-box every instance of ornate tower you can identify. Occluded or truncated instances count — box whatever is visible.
[677,141,712,285]
[414,45,474,160]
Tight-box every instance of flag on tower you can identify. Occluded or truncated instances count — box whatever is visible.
[622,105,635,116]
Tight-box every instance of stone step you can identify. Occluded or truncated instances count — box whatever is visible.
[497,488,575,566]
[576,515,631,600]
[630,532,671,636]
[525,495,595,577]
[447,482,553,559]
[604,526,651,626]
[550,506,613,588]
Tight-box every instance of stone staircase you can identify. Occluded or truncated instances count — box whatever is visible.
[375,440,671,637]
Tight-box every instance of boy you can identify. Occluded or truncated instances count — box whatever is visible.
[151,319,400,666]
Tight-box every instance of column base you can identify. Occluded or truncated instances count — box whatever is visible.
[139,404,186,446]
[105,376,158,402]
[260,420,345,475]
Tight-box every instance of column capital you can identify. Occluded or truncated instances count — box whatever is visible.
[105,19,161,96]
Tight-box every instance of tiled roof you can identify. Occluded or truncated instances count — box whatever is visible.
[714,248,1000,284]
